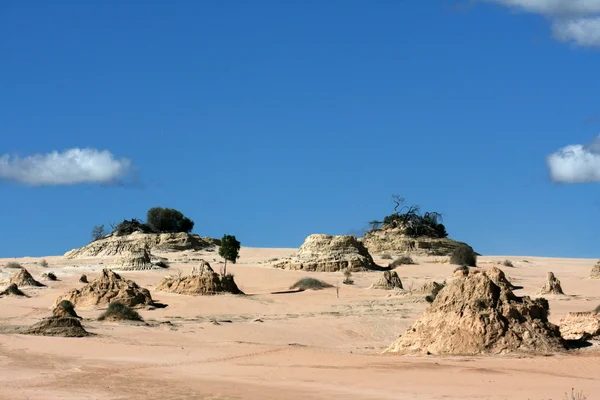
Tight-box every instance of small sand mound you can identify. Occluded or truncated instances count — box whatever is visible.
[79,274,88,283]
[385,267,565,355]
[24,317,89,337]
[1,283,27,297]
[157,261,243,296]
[53,300,81,319]
[590,261,600,279]
[560,311,600,341]
[10,268,45,287]
[370,271,403,290]
[55,269,155,309]
[537,272,564,295]
[98,302,143,322]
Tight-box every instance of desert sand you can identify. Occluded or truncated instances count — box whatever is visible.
[1,248,599,400]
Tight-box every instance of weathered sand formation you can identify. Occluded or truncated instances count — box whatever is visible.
[79,274,88,283]
[590,261,600,279]
[112,248,161,271]
[486,266,516,289]
[24,316,89,337]
[536,272,564,295]
[1,283,26,297]
[53,300,81,319]
[385,268,565,355]
[273,234,376,272]
[360,226,470,256]
[10,268,45,287]
[370,271,403,290]
[64,231,218,258]
[55,269,155,309]
[560,311,600,341]
[156,260,243,296]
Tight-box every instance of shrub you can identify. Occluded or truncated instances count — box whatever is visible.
[39,259,49,268]
[343,268,354,285]
[389,256,415,268]
[112,218,155,236]
[98,302,143,321]
[564,388,587,400]
[43,272,57,281]
[502,259,514,267]
[57,300,77,316]
[289,277,333,291]
[91,224,106,241]
[155,260,170,269]
[380,253,393,260]
[450,244,477,267]
[5,262,22,269]
[146,207,194,234]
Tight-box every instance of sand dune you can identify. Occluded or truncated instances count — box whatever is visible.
[0,248,599,399]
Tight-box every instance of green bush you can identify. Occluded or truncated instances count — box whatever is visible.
[98,302,143,321]
[450,244,477,267]
[146,207,194,234]
[389,256,415,267]
[289,277,333,291]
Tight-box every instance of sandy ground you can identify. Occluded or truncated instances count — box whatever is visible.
[0,248,599,400]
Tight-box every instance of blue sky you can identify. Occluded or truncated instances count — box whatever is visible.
[2,0,600,258]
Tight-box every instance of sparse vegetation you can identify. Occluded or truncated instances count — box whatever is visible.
[5,262,22,269]
[373,194,448,238]
[219,234,241,276]
[91,224,106,241]
[564,388,587,400]
[380,253,393,260]
[39,259,49,268]
[98,302,143,321]
[146,207,194,234]
[502,259,514,267]
[343,268,354,285]
[57,300,77,316]
[43,272,58,281]
[450,244,477,267]
[389,255,415,268]
[289,277,333,291]
[112,218,154,236]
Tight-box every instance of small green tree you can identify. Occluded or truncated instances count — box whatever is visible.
[91,225,106,241]
[219,234,240,276]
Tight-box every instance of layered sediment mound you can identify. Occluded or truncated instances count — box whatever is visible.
[537,272,564,295]
[1,283,27,297]
[10,268,45,287]
[64,232,218,258]
[361,226,470,256]
[156,261,243,296]
[590,261,600,279]
[24,316,89,337]
[487,266,516,289]
[385,268,565,355]
[370,271,403,290]
[560,311,600,341]
[273,234,376,272]
[112,248,158,271]
[55,269,155,309]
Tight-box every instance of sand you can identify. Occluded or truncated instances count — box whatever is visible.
[0,249,599,399]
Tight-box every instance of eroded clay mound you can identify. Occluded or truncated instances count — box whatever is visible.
[370,271,403,290]
[24,317,89,337]
[560,311,600,341]
[53,300,81,319]
[156,260,243,296]
[361,226,470,256]
[55,269,155,309]
[590,261,600,279]
[1,283,27,297]
[384,268,565,356]
[10,268,45,288]
[536,272,564,295]
[273,234,376,272]
[64,232,218,258]
[112,248,158,271]
[486,266,516,290]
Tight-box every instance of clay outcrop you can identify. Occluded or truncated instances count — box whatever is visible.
[385,268,565,355]
[536,272,564,295]
[55,269,155,309]
[361,226,470,256]
[10,268,45,287]
[64,232,218,258]
[156,260,243,296]
[112,248,161,271]
[560,311,600,341]
[273,234,376,272]
[370,271,403,290]
[24,316,89,337]
[590,261,600,279]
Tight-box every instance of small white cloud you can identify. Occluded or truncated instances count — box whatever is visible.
[0,148,134,186]
[547,136,600,183]
[484,0,600,47]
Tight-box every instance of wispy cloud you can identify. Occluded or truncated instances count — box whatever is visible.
[485,0,600,47]
[547,136,600,183]
[0,148,134,186]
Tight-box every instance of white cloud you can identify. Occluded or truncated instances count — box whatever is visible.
[485,0,600,47]
[0,148,134,186]
[547,136,600,183]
